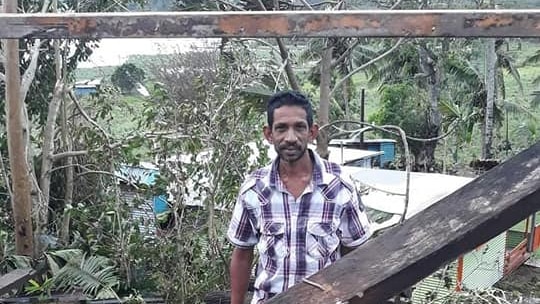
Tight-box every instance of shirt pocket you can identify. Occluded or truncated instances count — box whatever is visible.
[307,221,340,259]
[258,221,288,260]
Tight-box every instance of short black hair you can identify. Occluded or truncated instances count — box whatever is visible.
[266,90,314,127]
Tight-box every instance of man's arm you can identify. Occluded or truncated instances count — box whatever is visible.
[230,247,254,304]
[338,187,372,250]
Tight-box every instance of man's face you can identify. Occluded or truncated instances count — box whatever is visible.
[264,105,318,163]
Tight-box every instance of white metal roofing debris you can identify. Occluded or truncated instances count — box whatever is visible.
[343,167,474,218]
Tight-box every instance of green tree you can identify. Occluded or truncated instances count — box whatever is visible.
[140,46,267,302]
[371,83,434,171]
[111,63,146,94]
[1,0,145,256]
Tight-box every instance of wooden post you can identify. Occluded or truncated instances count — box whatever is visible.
[3,0,34,256]
[267,141,540,304]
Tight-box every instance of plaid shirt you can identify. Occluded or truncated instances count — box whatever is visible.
[227,150,372,303]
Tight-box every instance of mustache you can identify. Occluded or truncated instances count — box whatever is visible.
[278,143,301,150]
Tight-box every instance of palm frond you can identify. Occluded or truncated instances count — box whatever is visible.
[532,91,540,108]
[439,99,461,120]
[445,56,483,89]
[298,39,324,63]
[501,100,538,121]
[350,44,380,66]
[527,119,538,137]
[47,249,85,263]
[4,255,33,270]
[52,254,120,300]
[498,53,523,95]
[46,249,85,274]
[522,49,540,66]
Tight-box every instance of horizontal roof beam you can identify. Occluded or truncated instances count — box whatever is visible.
[1,9,540,39]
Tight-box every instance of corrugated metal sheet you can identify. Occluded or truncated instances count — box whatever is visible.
[411,262,458,304]
[122,190,157,235]
[506,230,527,249]
[461,232,506,290]
[412,233,507,303]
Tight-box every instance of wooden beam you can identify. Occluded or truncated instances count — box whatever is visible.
[267,141,540,304]
[0,10,539,39]
[0,269,35,296]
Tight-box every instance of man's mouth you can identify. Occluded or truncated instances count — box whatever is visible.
[282,146,298,151]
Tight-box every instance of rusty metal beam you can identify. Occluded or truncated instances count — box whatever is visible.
[0,9,540,39]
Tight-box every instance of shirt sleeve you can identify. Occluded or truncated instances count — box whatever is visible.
[227,191,258,248]
[339,188,372,248]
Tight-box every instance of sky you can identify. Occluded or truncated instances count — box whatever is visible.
[78,38,219,68]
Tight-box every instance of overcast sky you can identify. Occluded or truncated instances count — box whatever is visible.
[78,38,219,68]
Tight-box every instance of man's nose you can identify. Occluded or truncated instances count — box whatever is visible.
[284,129,296,142]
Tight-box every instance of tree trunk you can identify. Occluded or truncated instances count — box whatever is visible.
[342,64,351,119]
[4,0,34,256]
[59,99,74,245]
[316,44,333,160]
[483,38,496,160]
[417,45,441,172]
[37,0,63,252]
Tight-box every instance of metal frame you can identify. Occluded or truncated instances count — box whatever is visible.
[0,10,539,39]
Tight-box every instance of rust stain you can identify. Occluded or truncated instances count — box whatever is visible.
[218,15,288,35]
[302,15,436,36]
[30,16,63,26]
[303,16,370,33]
[471,16,514,28]
[68,17,97,34]
[401,16,437,35]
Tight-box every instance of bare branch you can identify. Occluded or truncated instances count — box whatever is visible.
[68,90,112,140]
[255,0,300,91]
[20,39,43,102]
[237,38,280,53]
[390,0,404,9]
[76,169,133,184]
[51,150,89,162]
[330,37,406,97]
[20,0,51,102]
[330,39,360,70]
[215,0,245,10]
[298,0,315,10]
[49,163,137,188]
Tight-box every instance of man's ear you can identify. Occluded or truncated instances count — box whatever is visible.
[310,124,319,141]
[263,125,273,143]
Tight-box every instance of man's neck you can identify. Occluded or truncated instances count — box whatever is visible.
[278,151,313,178]
[278,151,314,199]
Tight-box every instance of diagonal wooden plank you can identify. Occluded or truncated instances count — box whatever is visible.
[0,10,539,39]
[267,141,540,304]
[0,269,35,296]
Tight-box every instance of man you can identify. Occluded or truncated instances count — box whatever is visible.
[227,91,372,304]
